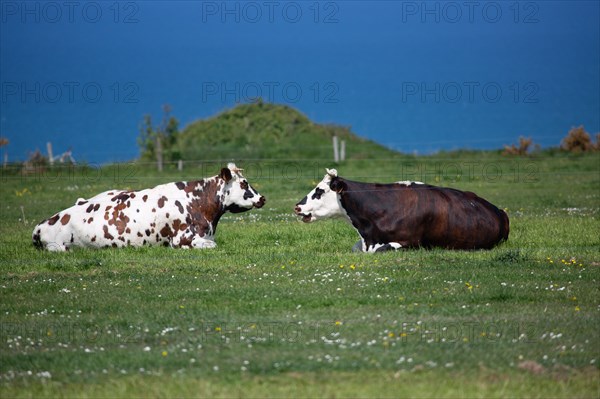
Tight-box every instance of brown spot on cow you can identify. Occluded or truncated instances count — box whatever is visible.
[47,214,60,226]
[176,234,194,248]
[158,196,168,208]
[152,208,156,213]
[86,204,95,213]
[93,204,100,212]
[105,205,112,211]
[91,236,96,242]
[88,217,94,224]
[182,180,205,197]
[125,227,131,234]
[145,229,151,236]
[160,224,174,238]
[175,200,184,214]
[114,212,130,235]
[175,181,186,190]
[103,225,114,240]
[185,179,224,239]
[112,192,131,203]
[172,219,188,232]
[60,214,71,225]
[77,200,88,205]
[137,232,143,237]
[143,195,148,202]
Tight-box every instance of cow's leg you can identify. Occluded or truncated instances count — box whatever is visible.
[191,236,217,249]
[46,241,68,252]
[364,242,403,253]
[171,231,217,249]
[375,243,402,252]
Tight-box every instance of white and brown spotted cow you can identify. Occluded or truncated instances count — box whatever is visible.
[32,163,265,251]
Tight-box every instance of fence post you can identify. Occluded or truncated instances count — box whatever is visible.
[178,159,183,172]
[47,142,54,166]
[156,136,163,172]
[333,136,339,163]
[340,140,346,162]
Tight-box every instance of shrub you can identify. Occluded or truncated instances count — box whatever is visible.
[561,126,596,153]
[502,136,534,156]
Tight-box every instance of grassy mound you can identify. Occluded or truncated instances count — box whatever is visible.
[177,101,398,160]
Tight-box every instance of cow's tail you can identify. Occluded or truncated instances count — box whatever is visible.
[498,208,510,243]
[32,225,44,250]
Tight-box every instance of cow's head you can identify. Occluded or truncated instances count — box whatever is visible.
[294,168,346,223]
[221,163,266,213]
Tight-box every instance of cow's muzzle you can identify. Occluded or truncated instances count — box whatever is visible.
[254,196,266,208]
[294,206,312,223]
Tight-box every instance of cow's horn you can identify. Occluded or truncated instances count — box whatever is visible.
[326,168,338,177]
[227,163,244,173]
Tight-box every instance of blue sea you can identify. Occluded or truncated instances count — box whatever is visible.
[1,1,599,163]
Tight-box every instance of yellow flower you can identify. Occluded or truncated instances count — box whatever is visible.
[335,320,342,326]
[162,351,168,357]
[215,326,221,332]
[388,332,395,338]
[575,306,581,312]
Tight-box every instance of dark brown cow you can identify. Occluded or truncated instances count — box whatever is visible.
[295,169,509,252]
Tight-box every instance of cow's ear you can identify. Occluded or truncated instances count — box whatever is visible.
[330,178,346,193]
[220,167,233,183]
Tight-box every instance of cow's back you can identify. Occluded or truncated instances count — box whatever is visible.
[33,182,187,250]
[412,185,508,249]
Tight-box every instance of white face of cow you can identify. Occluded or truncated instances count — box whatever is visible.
[294,168,345,223]
[222,163,265,213]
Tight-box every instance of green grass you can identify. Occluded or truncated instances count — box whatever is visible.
[1,152,599,397]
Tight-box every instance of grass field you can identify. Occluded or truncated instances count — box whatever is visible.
[1,152,599,398]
